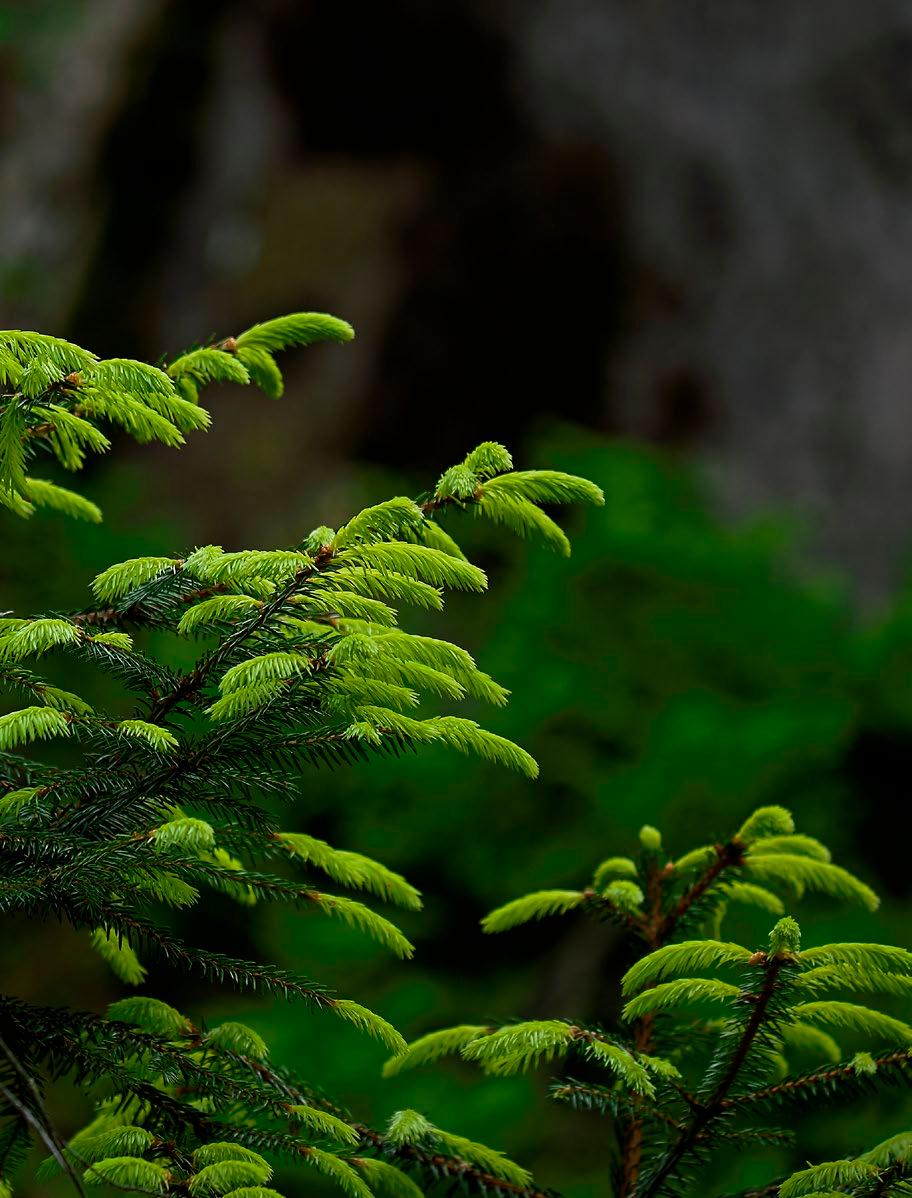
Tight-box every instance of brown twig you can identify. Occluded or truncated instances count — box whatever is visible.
[722,1047,912,1110]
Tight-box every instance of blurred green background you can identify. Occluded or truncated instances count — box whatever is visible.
[4,2,912,1195]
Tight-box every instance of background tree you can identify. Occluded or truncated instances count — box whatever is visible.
[389,805,912,1196]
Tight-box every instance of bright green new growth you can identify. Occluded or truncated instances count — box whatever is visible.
[353,1156,425,1198]
[781,1126,912,1193]
[769,913,802,955]
[778,1130,912,1198]
[593,856,639,888]
[303,1148,374,1198]
[389,809,912,1198]
[743,854,879,911]
[278,832,422,911]
[309,891,415,959]
[188,1158,273,1194]
[0,314,604,1198]
[620,940,752,995]
[84,1157,169,1191]
[203,1021,270,1059]
[88,928,147,985]
[0,704,72,749]
[620,977,742,1022]
[0,315,352,519]
[116,718,179,752]
[736,804,795,841]
[461,1020,578,1075]
[481,889,586,932]
[383,1110,531,1187]
[381,1026,490,1078]
[718,881,786,915]
[779,1159,879,1197]
[289,1105,360,1147]
[791,1001,912,1044]
[108,995,191,1038]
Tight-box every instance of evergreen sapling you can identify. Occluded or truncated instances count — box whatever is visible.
[390,807,912,1196]
[0,315,603,1197]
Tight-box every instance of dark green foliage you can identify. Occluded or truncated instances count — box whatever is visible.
[392,810,912,1196]
[0,318,602,1197]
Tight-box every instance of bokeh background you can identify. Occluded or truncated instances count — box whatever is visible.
[4,2,912,1194]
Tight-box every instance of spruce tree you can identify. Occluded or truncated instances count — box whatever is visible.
[0,318,603,1196]
[390,807,912,1196]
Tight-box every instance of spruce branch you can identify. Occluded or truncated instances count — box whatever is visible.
[723,1047,912,1112]
[3,315,603,1196]
[416,809,898,1198]
[635,951,791,1198]
[147,553,326,723]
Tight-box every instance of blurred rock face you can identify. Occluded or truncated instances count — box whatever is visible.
[5,1,912,591]
[520,0,912,594]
